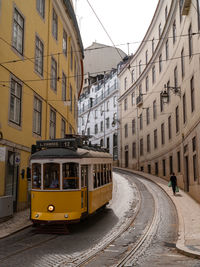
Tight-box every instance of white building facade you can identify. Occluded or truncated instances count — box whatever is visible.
[118,0,200,203]
[78,70,120,164]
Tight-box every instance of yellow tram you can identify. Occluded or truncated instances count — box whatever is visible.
[30,135,113,224]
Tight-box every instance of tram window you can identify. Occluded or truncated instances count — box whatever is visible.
[106,164,110,183]
[43,163,60,189]
[32,163,41,189]
[96,164,100,187]
[103,164,107,184]
[62,163,79,189]
[93,164,97,188]
[100,164,104,185]
[81,165,88,188]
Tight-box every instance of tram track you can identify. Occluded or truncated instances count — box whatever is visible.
[60,169,160,267]
[0,170,166,267]
[69,169,161,267]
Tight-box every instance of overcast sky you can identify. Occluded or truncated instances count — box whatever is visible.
[73,0,159,55]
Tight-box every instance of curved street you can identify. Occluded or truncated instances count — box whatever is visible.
[0,171,199,267]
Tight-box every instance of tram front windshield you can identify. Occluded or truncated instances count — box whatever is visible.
[62,163,79,189]
[31,162,79,190]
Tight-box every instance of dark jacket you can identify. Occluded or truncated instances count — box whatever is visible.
[170,175,177,186]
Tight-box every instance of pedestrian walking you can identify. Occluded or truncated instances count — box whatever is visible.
[170,172,177,195]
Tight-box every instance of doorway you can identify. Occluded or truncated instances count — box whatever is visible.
[125,150,129,168]
[184,156,189,192]
[6,151,19,211]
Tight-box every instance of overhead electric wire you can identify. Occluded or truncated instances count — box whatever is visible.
[86,0,124,61]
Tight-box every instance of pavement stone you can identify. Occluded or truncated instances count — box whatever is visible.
[0,169,200,260]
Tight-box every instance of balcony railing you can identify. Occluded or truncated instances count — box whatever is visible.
[136,94,143,107]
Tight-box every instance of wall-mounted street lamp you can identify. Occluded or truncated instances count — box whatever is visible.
[161,84,181,104]
[112,118,120,127]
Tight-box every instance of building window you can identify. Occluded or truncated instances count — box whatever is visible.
[61,119,66,138]
[131,69,135,83]
[35,36,44,76]
[152,65,155,84]
[197,0,200,30]
[188,24,193,57]
[124,77,127,90]
[63,30,67,57]
[193,154,197,181]
[107,100,109,111]
[52,8,58,40]
[165,5,168,21]
[140,138,143,156]
[113,95,117,107]
[70,85,72,112]
[100,121,103,132]
[152,38,155,53]
[192,136,196,152]
[139,113,143,130]
[183,93,187,124]
[94,124,98,134]
[145,75,149,92]
[173,20,176,44]
[146,107,150,125]
[155,162,158,175]
[179,0,183,22]
[12,8,24,55]
[132,142,136,158]
[124,98,127,111]
[181,48,185,78]
[174,66,178,88]
[169,155,173,174]
[62,72,66,101]
[159,54,162,73]
[33,96,42,135]
[167,80,171,103]
[165,39,169,61]
[100,139,103,147]
[147,134,150,153]
[51,57,57,91]
[145,50,148,65]
[175,106,179,133]
[125,123,128,138]
[154,129,158,149]
[87,127,90,136]
[161,123,165,145]
[132,119,136,135]
[139,60,142,75]
[153,100,157,120]
[162,159,166,176]
[9,78,22,125]
[131,92,135,105]
[168,116,172,139]
[190,76,195,112]
[107,137,110,150]
[177,151,181,172]
[50,109,56,139]
[36,0,45,18]
[70,46,73,70]
[158,23,162,38]
[106,117,110,129]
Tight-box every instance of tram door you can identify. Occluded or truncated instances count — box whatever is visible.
[81,165,88,214]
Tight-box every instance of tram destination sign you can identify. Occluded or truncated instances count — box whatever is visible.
[36,139,77,150]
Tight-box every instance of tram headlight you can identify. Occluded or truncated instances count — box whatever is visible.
[35,214,39,218]
[64,214,68,218]
[47,204,55,212]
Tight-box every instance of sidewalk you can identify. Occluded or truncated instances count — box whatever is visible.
[0,208,32,239]
[123,169,200,259]
[0,170,200,260]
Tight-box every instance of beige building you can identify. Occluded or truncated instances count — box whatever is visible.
[118,0,200,203]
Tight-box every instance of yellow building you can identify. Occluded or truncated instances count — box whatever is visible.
[0,0,84,215]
